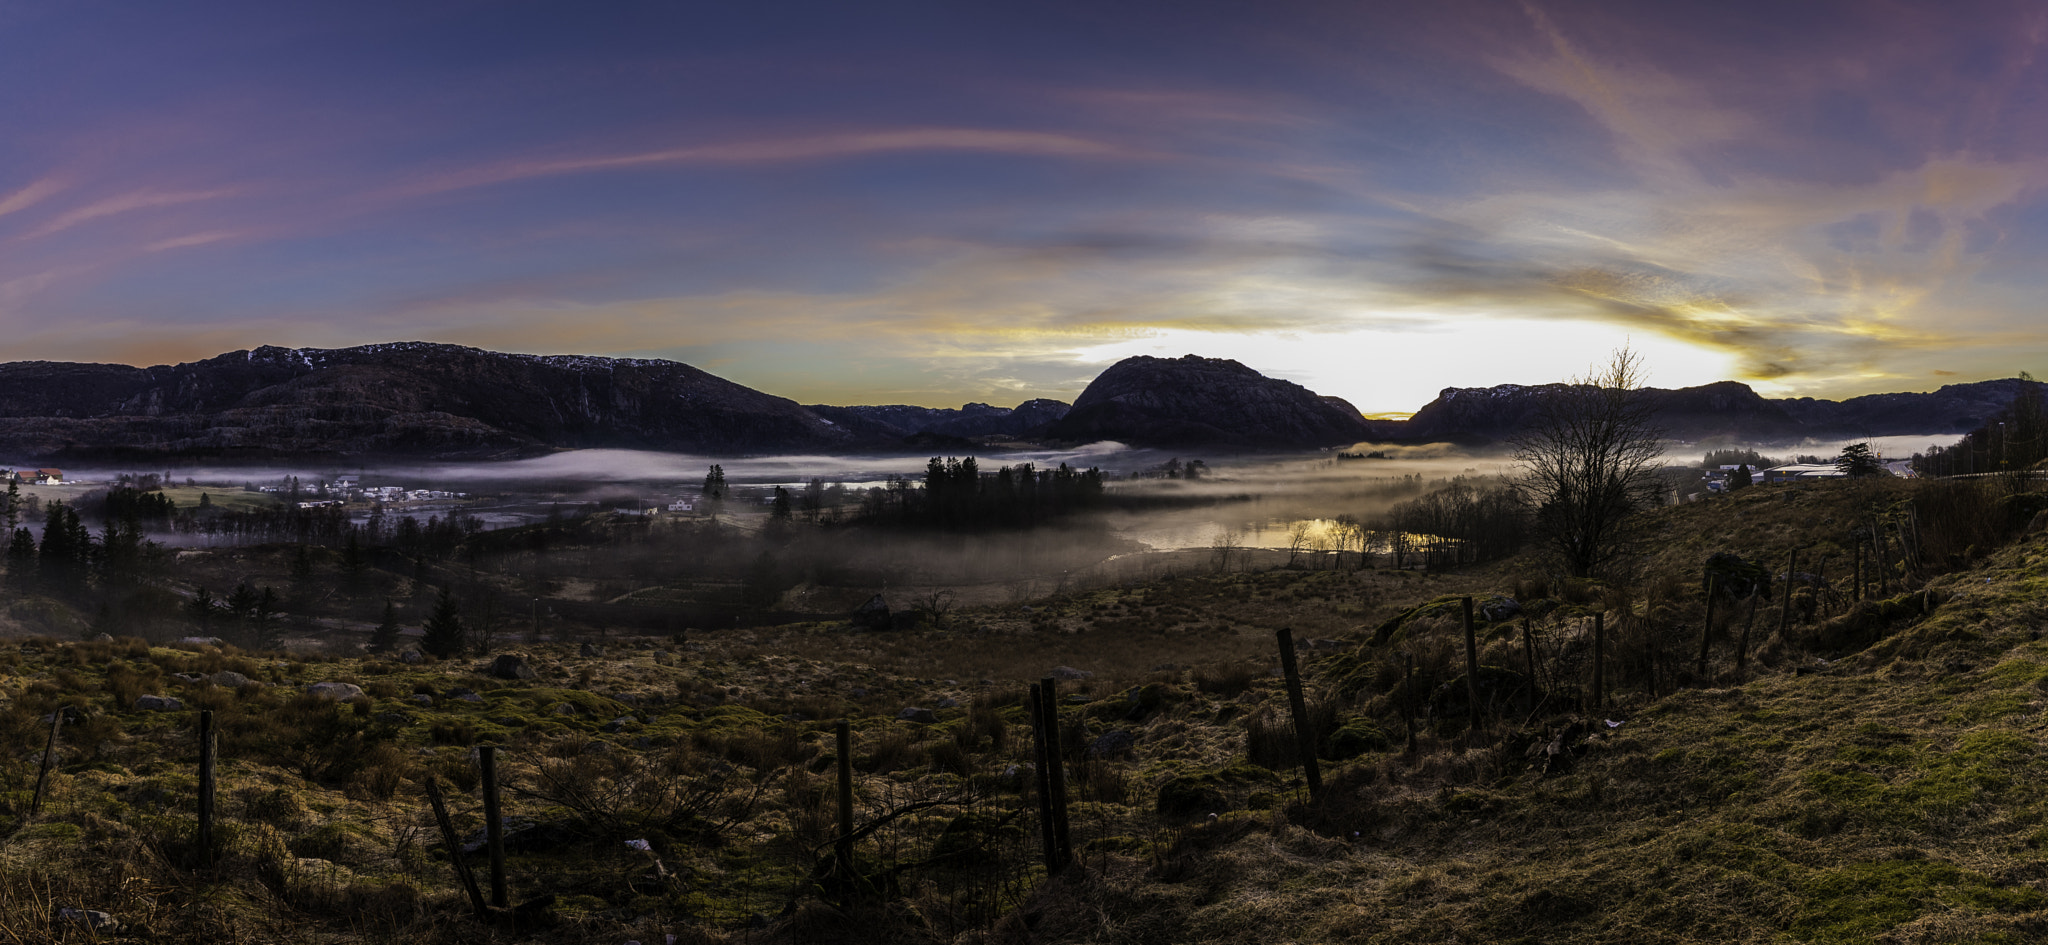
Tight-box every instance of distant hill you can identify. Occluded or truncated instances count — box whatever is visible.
[1,341,2034,461]
[1040,354,1372,449]
[805,399,1070,443]
[1369,378,2047,445]
[0,343,851,460]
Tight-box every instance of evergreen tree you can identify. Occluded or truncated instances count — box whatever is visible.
[1836,442,1886,478]
[4,526,35,587]
[1728,464,1753,490]
[250,586,283,650]
[420,588,466,658]
[188,586,219,628]
[369,601,402,653]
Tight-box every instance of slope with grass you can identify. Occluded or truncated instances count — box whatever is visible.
[2,477,2046,943]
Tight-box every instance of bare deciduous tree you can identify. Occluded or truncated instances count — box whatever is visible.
[1511,346,1666,579]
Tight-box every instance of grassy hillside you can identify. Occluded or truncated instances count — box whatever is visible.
[3,477,2046,943]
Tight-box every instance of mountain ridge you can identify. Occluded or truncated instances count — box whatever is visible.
[0,342,2035,461]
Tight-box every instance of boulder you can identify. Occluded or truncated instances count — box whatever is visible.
[602,716,636,733]
[935,696,960,709]
[550,703,580,716]
[209,671,252,689]
[1088,730,1137,759]
[579,643,602,658]
[135,694,183,712]
[1048,666,1093,681]
[178,636,225,648]
[489,654,535,680]
[306,682,364,701]
[897,707,937,724]
[410,694,434,705]
[58,908,118,932]
[852,594,893,631]
[399,650,425,664]
[1478,596,1521,622]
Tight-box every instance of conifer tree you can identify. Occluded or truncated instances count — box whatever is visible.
[369,601,402,653]
[420,587,466,658]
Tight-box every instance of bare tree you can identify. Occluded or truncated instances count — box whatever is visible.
[1511,346,1665,579]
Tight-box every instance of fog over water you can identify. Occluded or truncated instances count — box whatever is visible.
[44,431,1964,557]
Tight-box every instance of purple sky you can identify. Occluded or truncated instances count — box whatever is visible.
[3,0,2046,413]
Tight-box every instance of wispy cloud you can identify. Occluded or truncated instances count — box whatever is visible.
[24,188,239,239]
[397,128,1143,197]
[0,178,65,220]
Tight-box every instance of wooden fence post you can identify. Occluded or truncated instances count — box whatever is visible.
[425,776,489,919]
[1591,612,1605,711]
[1026,685,1058,874]
[1461,597,1482,728]
[1696,574,1718,678]
[1521,618,1537,714]
[1779,548,1799,640]
[1275,629,1323,800]
[478,745,508,909]
[835,720,855,891]
[197,709,216,869]
[1038,677,1073,871]
[1853,542,1862,603]
[1737,588,1762,679]
[30,708,62,819]
[1402,653,1417,758]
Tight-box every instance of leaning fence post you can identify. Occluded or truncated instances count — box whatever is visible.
[30,707,62,819]
[1461,597,1482,728]
[1779,548,1799,639]
[1275,629,1323,801]
[1737,587,1762,679]
[1696,574,1718,678]
[197,709,216,869]
[1026,685,1059,874]
[425,776,489,919]
[1038,677,1073,871]
[1853,541,1862,603]
[478,745,508,910]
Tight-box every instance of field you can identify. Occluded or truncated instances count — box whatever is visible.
[3,475,2048,943]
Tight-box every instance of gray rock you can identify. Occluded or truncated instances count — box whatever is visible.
[58,908,118,932]
[134,694,183,712]
[550,703,580,716]
[602,716,636,733]
[457,692,485,703]
[399,650,424,664]
[171,672,206,684]
[488,654,535,680]
[375,711,410,725]
[998,763,1036,788]
[306,682,364,701]
[579,643,602,658]
[1478,596,1521,622]
[897,707,937,723]
[177,636,225,647]
[935,696,960,709]
[1088,730,1137,759]
[410,694,434,705]
[1048,665,1093,680]
[91,633,115,643]
[209,671,251,689]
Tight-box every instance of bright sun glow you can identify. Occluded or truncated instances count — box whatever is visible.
[1069,319,1742,413]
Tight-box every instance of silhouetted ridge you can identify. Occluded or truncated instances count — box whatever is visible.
[1041,354,1371,448]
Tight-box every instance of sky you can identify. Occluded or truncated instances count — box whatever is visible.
[2,0,2046,415]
